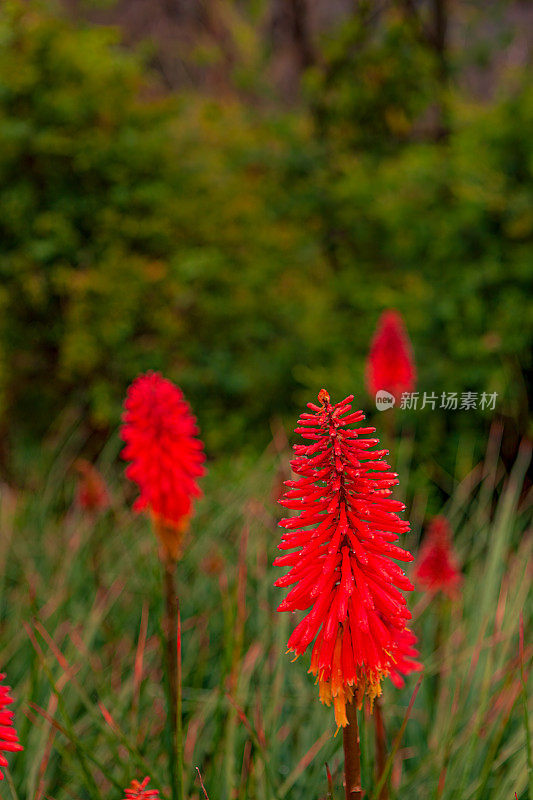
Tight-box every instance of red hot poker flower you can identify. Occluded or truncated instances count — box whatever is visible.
[122,776,159,799]
[366,310,416,404]
[275,390,414,727]
[121,372,205,561]
[414,516,462,598]
[73,459,110,512]
[0,675,23,780]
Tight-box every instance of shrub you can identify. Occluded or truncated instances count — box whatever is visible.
[0,2,531,478]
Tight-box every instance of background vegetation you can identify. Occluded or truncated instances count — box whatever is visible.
[0,0,531,481]
[1,430,531,799]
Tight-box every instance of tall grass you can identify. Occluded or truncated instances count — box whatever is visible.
[0,427,530,799]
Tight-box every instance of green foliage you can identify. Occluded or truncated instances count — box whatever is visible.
[0,435,530,799]
[0,1,531,476]
[0,2,178,427]
[294,45,531,480]
[288,81,533,479]
[0,2,316,455]
[305,7,437,151]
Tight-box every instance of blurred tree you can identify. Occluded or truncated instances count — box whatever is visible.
[0,1,531,489]
[0,2,177,439]
[55,0,532,106]
[0,2,319,459]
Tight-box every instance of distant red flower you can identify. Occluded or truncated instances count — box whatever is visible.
[388,627,423,689]
[366,310,416,404]
[414,516,462,598]
[275,390,414,727]
[0,675,23,780]
[122,776,159,799]
[73,459,110,512]
[121,372,205,561]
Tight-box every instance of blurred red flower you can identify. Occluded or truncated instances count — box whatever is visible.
[0,674,23,781]
[122,776,159,799]
[414,516,462,598]
[366,310,416,404]
[73,458,110,512]
[121,372,205,561]
[275,390,414,727]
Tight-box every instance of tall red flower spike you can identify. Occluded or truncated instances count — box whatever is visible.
[121,372,205,561]
[122,776,159,799]
[0,675,23,780]
[275,390,414,728]
[366,310,416,404]
[73,458,110,512]
[414,516,462,598]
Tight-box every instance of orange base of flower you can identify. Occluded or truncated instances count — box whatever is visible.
[314,672,384,728]
[152,513,190,562]
[306,627,386,728]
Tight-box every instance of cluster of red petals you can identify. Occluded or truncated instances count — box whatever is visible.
[414,516,462,598]
[388,627,423,689]
[366,310,416,403]
[122,776,159,799]
[0,675,23,780]
[73,459,110,512]
[275,390,415,727]
[121,373,205,556]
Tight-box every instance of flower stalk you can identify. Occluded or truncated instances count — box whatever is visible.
[162,556,183,800]
[176,593,183,800]
[373,699,388,800]
[343,701,362,799]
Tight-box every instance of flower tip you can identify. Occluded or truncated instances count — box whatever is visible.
[318,388,330,406]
